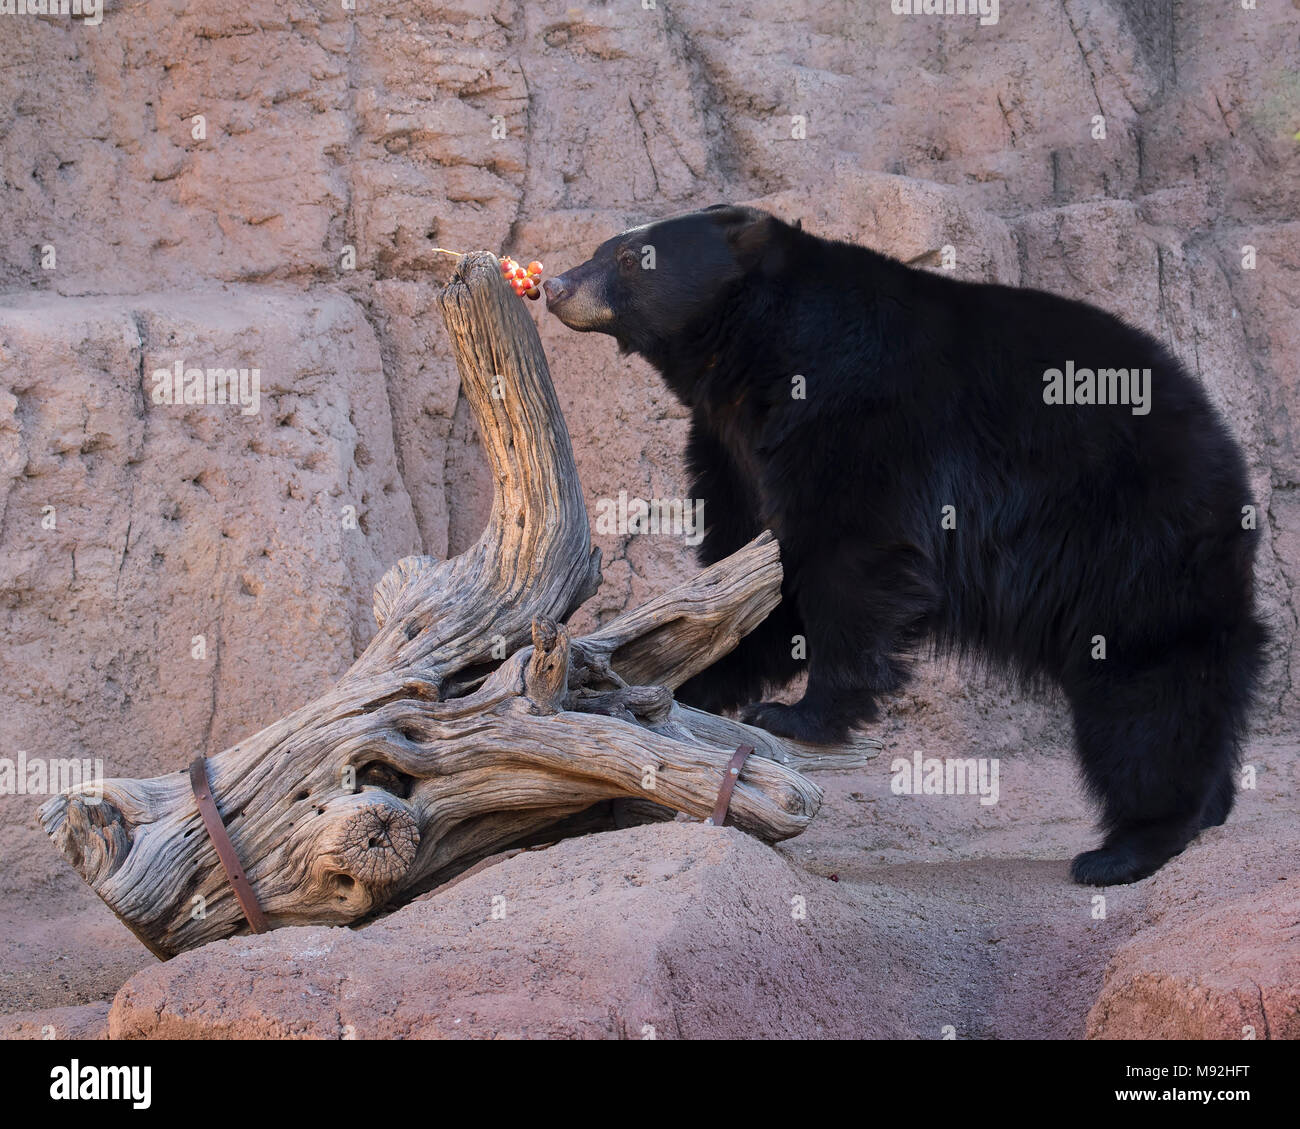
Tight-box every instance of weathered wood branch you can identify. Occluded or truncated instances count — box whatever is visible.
[363,252,601,685]
[38,251,867,960]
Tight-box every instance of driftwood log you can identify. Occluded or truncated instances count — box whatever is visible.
[39,251,878,959]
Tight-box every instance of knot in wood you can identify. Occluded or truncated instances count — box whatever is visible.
[330,802,420,888]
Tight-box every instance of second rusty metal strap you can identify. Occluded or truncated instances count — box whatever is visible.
[705,744,754,827]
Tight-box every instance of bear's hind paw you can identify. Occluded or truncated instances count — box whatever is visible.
[1070,845,1162,886]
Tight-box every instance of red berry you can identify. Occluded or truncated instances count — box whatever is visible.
[499,254,544,297]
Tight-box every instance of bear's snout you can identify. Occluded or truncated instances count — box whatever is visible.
[542,276,571,306]
[542,269,614,332]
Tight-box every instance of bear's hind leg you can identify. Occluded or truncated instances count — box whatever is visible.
[1199,763,1237,829]
[1069,817,1202,886]
[1066,660,1240,885]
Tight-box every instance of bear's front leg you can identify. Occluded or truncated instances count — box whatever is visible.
[739,669,879,745]
[740,544,936,745]
[677,421,807,713]
[677,594,805,714]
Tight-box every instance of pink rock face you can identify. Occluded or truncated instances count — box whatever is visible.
[1,2,1298,1037]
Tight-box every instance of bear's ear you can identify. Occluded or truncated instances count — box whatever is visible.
[711,206,783,274]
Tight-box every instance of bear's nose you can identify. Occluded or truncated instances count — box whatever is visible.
[542,276,570,306]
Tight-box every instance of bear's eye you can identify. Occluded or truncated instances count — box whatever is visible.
[617,248,638,271]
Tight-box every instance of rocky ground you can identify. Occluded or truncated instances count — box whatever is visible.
[3,707,1294,1040]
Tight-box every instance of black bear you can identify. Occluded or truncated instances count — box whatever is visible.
[543,205,1265,885]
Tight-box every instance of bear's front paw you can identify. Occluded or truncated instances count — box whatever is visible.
[738,701,847,745]
[676,669,753,716]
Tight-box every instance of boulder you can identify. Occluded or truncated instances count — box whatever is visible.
[109,823,895,1040]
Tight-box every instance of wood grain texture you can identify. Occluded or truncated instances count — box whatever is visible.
[38,251,871,959]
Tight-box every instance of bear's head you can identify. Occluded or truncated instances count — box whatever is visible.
[543,205,795,359]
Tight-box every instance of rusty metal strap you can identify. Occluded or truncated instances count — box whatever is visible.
[704,744,754,828]
[188,756,269,934]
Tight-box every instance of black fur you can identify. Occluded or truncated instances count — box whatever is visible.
[544,205,1266,885]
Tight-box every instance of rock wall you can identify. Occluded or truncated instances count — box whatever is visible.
[1,1,1298,1026]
